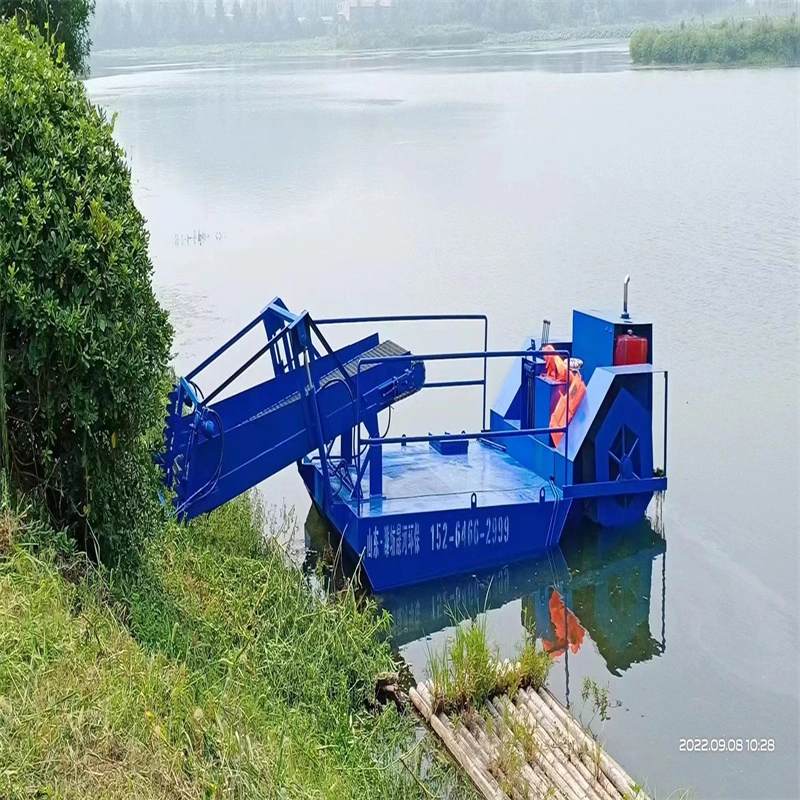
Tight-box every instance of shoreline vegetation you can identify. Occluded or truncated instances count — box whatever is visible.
[427,613,552,716]
[0,488,477,799]
[630,16,800,66]
[90,17,800,71]
[0,20,476,800]
[91,23,634,67]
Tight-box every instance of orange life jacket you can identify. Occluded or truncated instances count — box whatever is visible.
[543,344,568,383]
[550,371,586,447]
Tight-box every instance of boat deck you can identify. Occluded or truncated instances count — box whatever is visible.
[310,441,559,518]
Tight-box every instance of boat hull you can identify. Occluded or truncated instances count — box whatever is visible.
[299,452,574,591]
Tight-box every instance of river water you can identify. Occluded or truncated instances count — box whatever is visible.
[86,43,799,799]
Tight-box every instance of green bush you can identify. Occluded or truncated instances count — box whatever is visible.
[0,21,173,565]
[0,0,94,74]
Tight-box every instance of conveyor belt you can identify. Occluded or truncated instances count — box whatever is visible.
[322,339,409,383]
[161,296,430,522]
[258,340,413,417]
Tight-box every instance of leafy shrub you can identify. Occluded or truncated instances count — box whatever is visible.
[0,0,94,74]
[0,22,173,565]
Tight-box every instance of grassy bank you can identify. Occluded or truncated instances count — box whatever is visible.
[334,23,633,50]
[630,16,800,67]
[0,490,475,799]
[90,23,633,72]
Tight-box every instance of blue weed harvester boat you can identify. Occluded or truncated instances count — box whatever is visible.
[158,279,668,591]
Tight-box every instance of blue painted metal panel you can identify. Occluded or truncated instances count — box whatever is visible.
[571,310,653,381]
[602,364,660,375]
[589,387,656,526]
[430,436,469,456]
[597,364,655,414]
[349,441,556,512]
[159,308,426,519]
[572,310,615,384]
[182,357,423,518]
[563,476,666,499]
[492,416,567,483]
[534,374,563,443]
[206,333,376,430]
[554,366,615,461]
[576,308,652,327]
[355,500,572,591]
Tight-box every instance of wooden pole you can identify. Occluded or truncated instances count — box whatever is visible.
[515,692,620,800]
[419,685,536,800]
[499,696,606,800]
[471,701,568,800]
[535,688,641,793]
[488,697,592,800]
[465,708,550,800]
[417,684,516,795]
[411,685,509,800]
[535,689,647,799]
[411,678,647,800]
[522,692,622,800]
[517,692,619,800]
[458,724,528,800]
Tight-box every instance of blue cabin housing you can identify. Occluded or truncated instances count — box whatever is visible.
[158,292,668,592]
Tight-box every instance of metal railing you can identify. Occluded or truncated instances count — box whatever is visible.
[352,347,572,503]
[315,314,490,427]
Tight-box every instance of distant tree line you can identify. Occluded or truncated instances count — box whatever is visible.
[390,0,746,30]
[91,0,767,50]
[92,0,315,48]
[630,14,799,63]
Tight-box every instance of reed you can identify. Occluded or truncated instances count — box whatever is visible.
[428,612,552,715]
[630,16,800,67]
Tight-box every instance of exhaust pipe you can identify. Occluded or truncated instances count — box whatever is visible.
[621,275,631,320]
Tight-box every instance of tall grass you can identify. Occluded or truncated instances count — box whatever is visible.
[630,16,800,66]
[0,490,477,799]
[428,611,552,715]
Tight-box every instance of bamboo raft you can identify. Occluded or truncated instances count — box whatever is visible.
[410,679,650,800]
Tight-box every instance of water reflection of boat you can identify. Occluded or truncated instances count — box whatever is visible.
[555,523,666,675]
[304,506,666,677]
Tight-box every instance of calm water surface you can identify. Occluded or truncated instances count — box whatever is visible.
[86,45,800,799]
